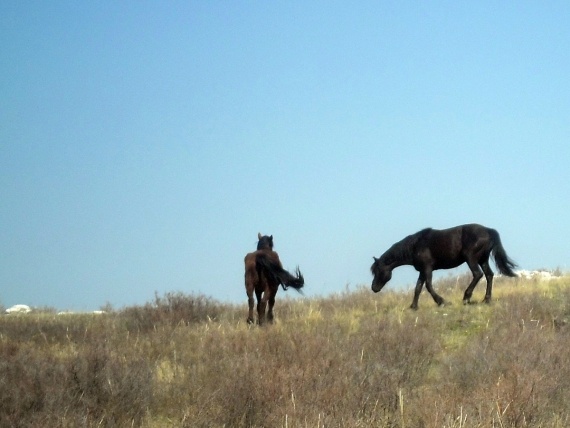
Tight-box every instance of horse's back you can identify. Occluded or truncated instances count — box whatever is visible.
[461,223,492,235]
[428,223,484,236]
[417,224,490,269]
[427,224,490,246]
[244,249,282,274]
[420,225,463,247]
[459,224,496,247]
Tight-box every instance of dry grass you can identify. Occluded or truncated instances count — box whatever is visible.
[1,275,570,427]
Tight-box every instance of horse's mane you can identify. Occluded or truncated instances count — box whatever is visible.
[381,228,432,265]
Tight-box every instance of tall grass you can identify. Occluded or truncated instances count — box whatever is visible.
[1,276,569,427]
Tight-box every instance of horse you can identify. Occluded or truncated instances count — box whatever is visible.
[370,224,517,309]
[244,233,304,324]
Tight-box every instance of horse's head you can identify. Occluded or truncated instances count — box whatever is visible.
[371,256,392,292]
[257,233,274,251]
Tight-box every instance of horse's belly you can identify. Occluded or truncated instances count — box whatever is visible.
[433,258,464,270]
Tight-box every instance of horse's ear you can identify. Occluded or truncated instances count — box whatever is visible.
[373,256,378,262]
[269,235,273,241]
[258,233,262,240]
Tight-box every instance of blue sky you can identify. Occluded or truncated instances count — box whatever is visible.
[1,2,569,310]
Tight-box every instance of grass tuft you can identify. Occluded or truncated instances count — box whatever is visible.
[1,274,569,426]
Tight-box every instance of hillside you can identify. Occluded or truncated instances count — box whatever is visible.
[1,273,569,427]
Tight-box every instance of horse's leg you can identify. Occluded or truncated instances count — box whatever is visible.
[462,260,484,304]
[481,260,494,304]
[255,289,264,325]
[411,273,426,310]
[267,287,277,323]
[246,287,255,324]
[245,271,256,324]
[424,270,445,307]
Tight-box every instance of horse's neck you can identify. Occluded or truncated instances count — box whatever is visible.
[388,258,412,270]
[384,246,414,269]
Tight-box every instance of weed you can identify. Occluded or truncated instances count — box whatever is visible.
[0,275,569,426]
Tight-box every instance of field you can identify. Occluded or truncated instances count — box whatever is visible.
[1,273,570,427]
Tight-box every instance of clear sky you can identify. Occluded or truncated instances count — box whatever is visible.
[1,2,569,310]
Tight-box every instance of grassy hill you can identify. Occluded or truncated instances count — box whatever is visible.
[1,273,570,427]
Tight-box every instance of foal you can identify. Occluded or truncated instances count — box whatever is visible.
[244,233,304,324]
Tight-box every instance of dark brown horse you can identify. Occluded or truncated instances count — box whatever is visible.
[371,224,517,309]
[244,233,304,324]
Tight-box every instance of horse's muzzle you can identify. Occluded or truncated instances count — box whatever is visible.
[371,282,384,293]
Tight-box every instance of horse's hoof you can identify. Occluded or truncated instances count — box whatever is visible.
[409,305,419,311]
[247,318,254,325]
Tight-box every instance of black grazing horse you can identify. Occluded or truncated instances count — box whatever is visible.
[371,224,517,309]
[244,233,304,324]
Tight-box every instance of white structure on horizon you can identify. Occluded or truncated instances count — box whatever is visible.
[516,270,558,281]
[5,304,32,314]
[57,310,107,315]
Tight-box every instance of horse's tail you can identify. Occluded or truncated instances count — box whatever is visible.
[489,229,518,277]
[256,253,305,292]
